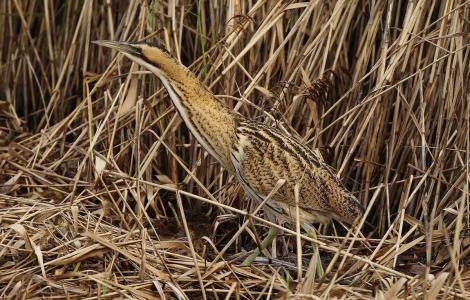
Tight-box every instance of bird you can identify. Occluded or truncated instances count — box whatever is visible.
[93,40,364,264]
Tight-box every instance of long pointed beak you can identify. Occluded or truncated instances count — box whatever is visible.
[92,40,141,57]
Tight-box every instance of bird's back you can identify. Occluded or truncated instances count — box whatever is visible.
[230,119,363,225]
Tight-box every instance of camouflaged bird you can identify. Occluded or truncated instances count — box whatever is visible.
[93,40,364,227]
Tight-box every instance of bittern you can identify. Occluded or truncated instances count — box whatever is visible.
[93,40,364,264]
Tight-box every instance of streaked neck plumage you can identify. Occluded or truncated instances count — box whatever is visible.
[129,44,238,172]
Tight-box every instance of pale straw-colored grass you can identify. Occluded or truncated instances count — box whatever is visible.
[0,0,469,298]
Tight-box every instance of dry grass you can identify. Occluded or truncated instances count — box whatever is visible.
[1,0,469,299]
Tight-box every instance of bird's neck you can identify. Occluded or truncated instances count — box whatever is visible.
[153,56,238,172]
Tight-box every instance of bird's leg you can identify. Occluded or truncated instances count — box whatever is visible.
[308,228,324,279]
[242,226,280,266]
[248,220,264,253]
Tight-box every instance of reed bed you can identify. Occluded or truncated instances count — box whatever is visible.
[0,0,469,298]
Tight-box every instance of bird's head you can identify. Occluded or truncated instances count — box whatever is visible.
[92,40,192,84]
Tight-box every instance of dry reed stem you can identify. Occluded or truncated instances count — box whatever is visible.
[0,0,469,299]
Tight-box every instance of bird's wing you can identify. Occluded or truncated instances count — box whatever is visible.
[230,120,346,223]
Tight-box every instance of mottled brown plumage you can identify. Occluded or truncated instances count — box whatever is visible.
[94,40,364,227]
[232,120,362,225]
